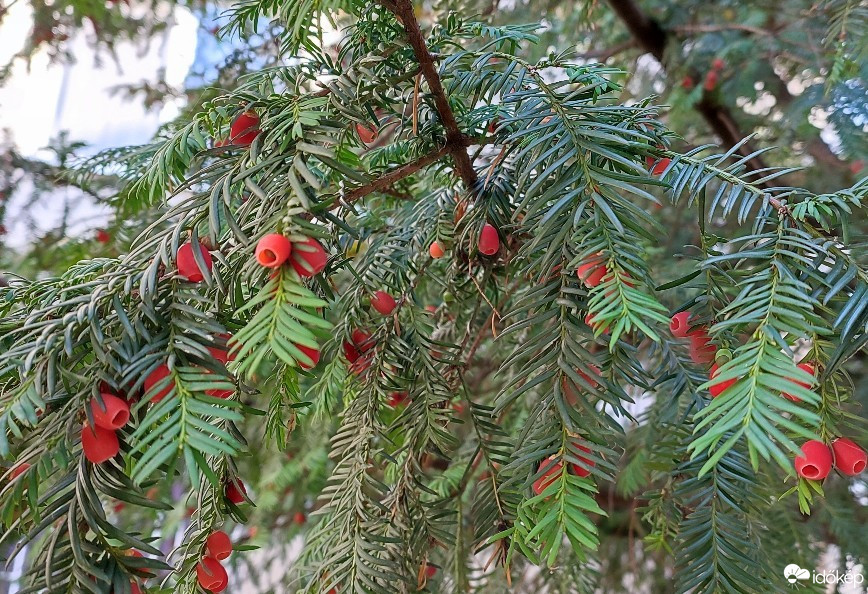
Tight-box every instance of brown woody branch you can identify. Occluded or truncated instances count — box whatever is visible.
[379,0,479,193]
[342,145,450,204]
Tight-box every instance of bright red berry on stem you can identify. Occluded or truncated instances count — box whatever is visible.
[478,223,500,256]
[712,57,725,70]
[425,565,437,579]
[708,363,737,398]
[782,363,814,402]
[831,438,866,476]
[225,480,247,505]
[255,234,292,268]
[293,511,306,525]
[533,456,562,496]
[290,237,328,277]
[681,75,694,89]
[688,329,716,364]
[96,229,111,243]
[295,344,320,370]
[704,70,719,91]
[569,443,595,478]
[9,462,30,480]
[577,254,608,288]
[176,241,213,283]
[342,340,360,363]
[371,290,397,316]
[669,311,691,338]
[90,393,130,430]
[794,440,833,480]
[585,312,608,335]
[205,531,232,561]
[81,424,120,464]
[646,156,671,176]
[229,111,260,146]
[388,392,408,407]
[356,122,378,144]
[196,556,228,592]
[351,329,374,352]
[429,241,445,259]
[144,364,173,403]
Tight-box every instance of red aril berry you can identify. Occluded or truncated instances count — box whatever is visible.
[532,456,562,496]
[356,122,378,144]
[647,157,671,176]
[712,57,725,70]
[196,556,228,592]
[255,234,292,269]
[388,392,408,407]
[295,344,320,370]
[688,329,716,364]
[229,111,260,146]
[371,291,397,316]
[81,424,120,464]
[704,70,719,91]
[351,329,374,352]
[225,480,247,505]
[584,313,608,335]
[96,229,111,243]
[130,581,142,594]
[782,363,814,402]
[577,254,608,288]
[478,223,500,256]
[90,393,130,430]
[681,75,694,89]
[794,440,832,480]
[429,241,445,259]
[9,462,30,480]
[669,311,691,338]
[176,241,213,283]
[290,237,328,277]
[831,438,866,476]
[425,565,437,579]
[144,364,174,403]
[425,305,437,314]
[342,340,360,363]
[708,363,737,398]
[293,511,306,525]
[578,364,601,389]
[205,531,232,561]
[569,442,595,478]
[349,352,373,376]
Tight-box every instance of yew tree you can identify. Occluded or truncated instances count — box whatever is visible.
[0,1,866,593]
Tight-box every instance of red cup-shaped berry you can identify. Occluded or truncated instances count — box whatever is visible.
[293,511,306,525]
[356,122,378,144]
[96,229,111,244]
[708,363,737,398]
[196,556,228,592]
[144,364,174,403]
[832,438,867,476]
[206,531,232,561]
[9,462,30,480]
[425,565,437,579]
[90,393,131,430]
[478,223,500,256]
[296,344,320,370]
[577,254,608,288]
[176,241,213,283]
[569,443,595,478]
[230,111,261,146]
[349,352,373,376]
[291,237,328,277]
[371,291,397,316]
[669,311,691,338]
[81,424,120,464]
[532,456,563,496]
[255,234,292,269]
[429,241,445,259]
[342,340,360,363]
[648,157,671,176]
[688,330,716,364]
[351,329,374,352]
[585,313,609,335]
[388,391,408,408]
[783,363,814,402]
[225,480,247,505]
[794,440,833,480]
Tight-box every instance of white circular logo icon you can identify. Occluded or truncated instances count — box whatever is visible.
[784,564,810,583]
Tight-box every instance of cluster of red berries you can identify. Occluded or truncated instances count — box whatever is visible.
[196,531,233,592]
[795,438,866,480]
[81,391,131,464]
[533,443,596,495]
[428,221,501,261]
[704,57,725,91]
[669,311,716,364]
